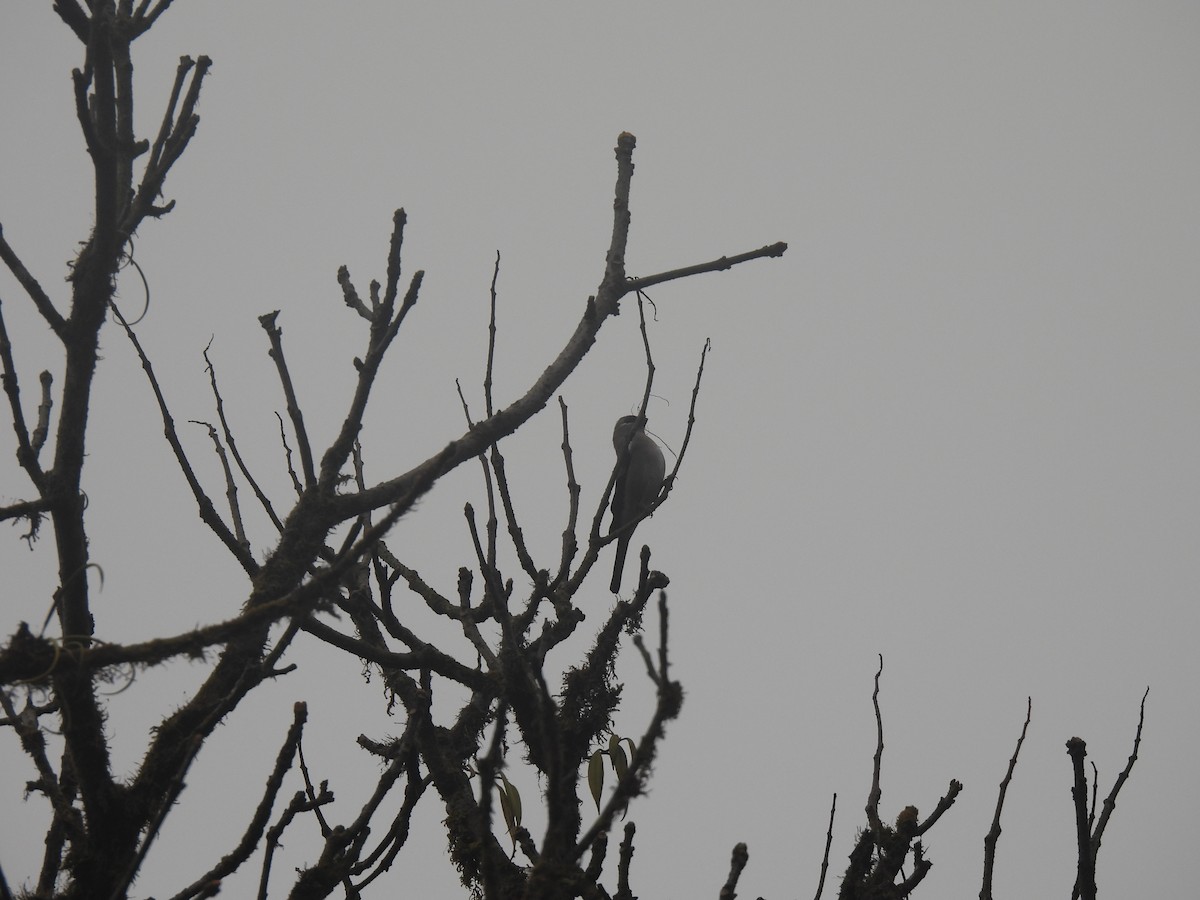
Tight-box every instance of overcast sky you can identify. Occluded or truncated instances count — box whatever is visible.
[3,3,1198,898]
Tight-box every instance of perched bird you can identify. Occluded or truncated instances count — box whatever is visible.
[609,415,666,593]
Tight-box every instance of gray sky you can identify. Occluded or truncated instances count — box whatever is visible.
[2,3,1198,897]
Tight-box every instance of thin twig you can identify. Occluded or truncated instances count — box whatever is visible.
[190,420,248,551]
[0,690,81,839]
[111,301,258,574]
[0,227,65,334]
[866,654,885,841]
[0,299,45,485]
[552,397,582,587]
[1081,687,1150,899]
[625,241,788,294]
[275,411,303,496]
[203,343,284,532]
[258,312,317,488]
[257,788,333,900]
[813,793,836,900]
[981,698,1031,900]
[485,250,500,418]
[166,703,308,900]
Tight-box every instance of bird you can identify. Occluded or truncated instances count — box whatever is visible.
[609,414,666,593]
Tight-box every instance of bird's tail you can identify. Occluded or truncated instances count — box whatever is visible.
[610,535,630,593]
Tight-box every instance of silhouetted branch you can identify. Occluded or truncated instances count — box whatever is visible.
[484,250,500,417]
[0,689,80,841]
[31,369,53,458]
[167,702,308,900]
[1090,688,1148,858]
[130,0,181,38]
[0,301,47,488]
[1068,688,1150,900]
[614,823,636,900]
[1066,737,1094,900]
[915,779,962,836]
[320,211,424,488]
[553,398,583,585]
[349,758,430,891]
[625,241,788,294]
[259,311,317,488]
[0,227,65,334]
[980,697,1031,900]
[124,55,210,230]
[275,411,304,496]
[112,302,258,574]
[52,0,90,43]
[573,593,682,861]
[866,654,885,840]
[191,420,249,551]
[203,342,285,532]
[719,842,750,900]
[0,497,50,525]
[813,793,836,900]
[258,786,335,900]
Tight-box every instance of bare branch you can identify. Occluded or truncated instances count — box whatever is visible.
[614,823,636,900]
[203,343,284,532]
[337,265,372,320]
[335,138,632,523]
[124,56,211,233]
[0,227,65,334]
[275,411,304,497]
[299,616,491,692]
[625,241,788,294]
[52,0,90,43]
[980,697,1032,900]
[488,440,541,585]
[318,212,424,488]
[349,763,431,891]
[453,379,505,582]
[112,303,258,574]
[31,369,54,458]
[813,793,836,900]
[866,654,885,840]
[1066,737,1095,900]
[667,337,710,491]
[259,312,317,488]
[719,842,750,900]
[129,0,181,37]
[0,299,43,485]
[1091,688,1148,854]
[167,703,308,900]
[258,787,334,900]
[553,397,582,585]
[191,420,249,552]
[0,689,82,841]
[113,716,206,898]
[484,250,500,417]
[914,778,962,836]
[476,704,509,900]
[0,497,50,524]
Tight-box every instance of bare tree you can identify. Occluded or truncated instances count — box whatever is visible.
[0,5,785,899]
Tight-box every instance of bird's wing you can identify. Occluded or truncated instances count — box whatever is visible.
[610,454,631,533]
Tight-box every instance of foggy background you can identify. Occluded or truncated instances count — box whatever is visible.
[2,3,1197,897]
